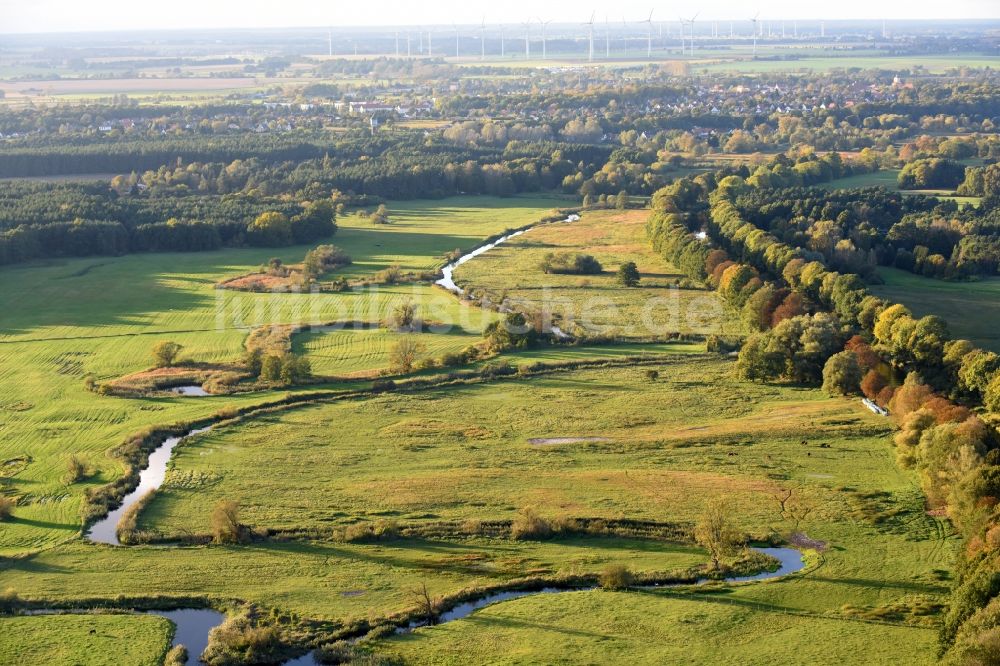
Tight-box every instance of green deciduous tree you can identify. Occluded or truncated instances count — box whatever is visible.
[151,341,183,368]
[822,351,863,396]
[616,261,640,287]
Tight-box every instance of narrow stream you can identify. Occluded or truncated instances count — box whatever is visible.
[396,546,805,634]
[85,426,211,545]
[435,213,580,295]
[74,210,796,663]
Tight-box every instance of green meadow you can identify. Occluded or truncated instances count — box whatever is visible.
[453,208,739,338]
[0,195,562,554]
[873,267,1000,352]
[0,195,956,664]
[0,613,172,666]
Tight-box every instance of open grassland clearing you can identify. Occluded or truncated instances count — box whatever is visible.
[0,196,559,554]
[2,537,708,623]
[821,170,982,207]
[453,208,736,338]
[873,267,1000,353]
[0,354,953,663]
[293,325,482,377]
[0,613,172,666]
[376,586,940,665]
[134,356,931,538]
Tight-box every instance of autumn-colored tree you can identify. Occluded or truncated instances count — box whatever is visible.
[860,368,888,400]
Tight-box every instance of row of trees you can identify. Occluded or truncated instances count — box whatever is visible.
[648,172,1000,663]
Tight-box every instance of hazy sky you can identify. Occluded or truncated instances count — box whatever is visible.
[1,0,997,34]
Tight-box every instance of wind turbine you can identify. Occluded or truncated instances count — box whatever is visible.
[522,22,531,60]
[584,12,596,62]
[685,13,699,56]
[428,29,433,57]
[750,13,760,57]
[327,29,332,57]
[677,17,686,55]
[454,23,460,58]
[621,17,628,58]
[407,32,412,57]
[642,10,654,59]
[395,31,400,57]
[480,17,487,60]
[538,18,551,60]
[499,25,505,57]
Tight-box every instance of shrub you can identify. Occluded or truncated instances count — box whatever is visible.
[539,252,603,275]
[374,265,403,285]
[511,506,552,540]
[302,244,351,279]
[0,497,15,521]
[644,369,659,382]
[414,358,438,371]
[371,379,396,393]
[373,519,400,539]
[259,354,283,382]
[480,361,516,378]
[370,204,391,224]
[439,351,467,367]
[600,565,634,591]
[164,645,188,666]
[0,587,21,612]
[314,641,353,664]
[211,500,244,544]
[203,614,284,666]
[343,523,375,542]
[389,337,427,374]
[117,489,157,545]
[385,299,418,330]
[64,454,93,483]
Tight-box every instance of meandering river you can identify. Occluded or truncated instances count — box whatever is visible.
[75,211,804,664]
[85,426,212,545]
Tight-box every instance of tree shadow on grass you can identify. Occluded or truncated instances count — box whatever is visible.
[801,575,949,595]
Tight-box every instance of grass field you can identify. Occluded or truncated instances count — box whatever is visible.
[376,587,939,664]
[2,354,953,662]
[0,195,563,555]
[0,614,171,666]
[137,356,897,535]
[453,208,737,338]
[0,195,957,664]
[873,267,1000,352]
[820,170,982,208]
